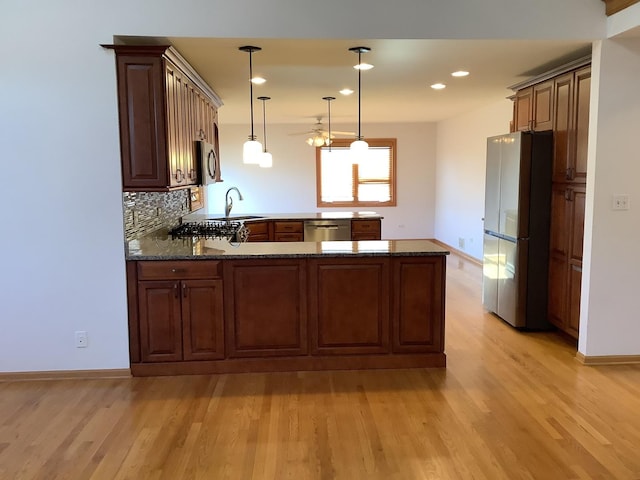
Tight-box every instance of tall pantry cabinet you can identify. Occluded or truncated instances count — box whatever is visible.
[510,59,590,339]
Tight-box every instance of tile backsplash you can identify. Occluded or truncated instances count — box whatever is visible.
[123,190,190,241]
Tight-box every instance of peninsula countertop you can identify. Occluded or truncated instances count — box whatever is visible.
[180,211,384,222]
[125,233,449,261]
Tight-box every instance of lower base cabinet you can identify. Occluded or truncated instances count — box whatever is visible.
[127,255,446,375]
[130,261,224,363]
[223,259,308,358]
[548,184,585,339]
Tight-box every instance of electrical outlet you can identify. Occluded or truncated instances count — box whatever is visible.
[75,331,88,348]
[612,194,630,211]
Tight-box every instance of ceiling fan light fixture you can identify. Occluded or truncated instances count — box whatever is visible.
[354,62,374,71]
[239,45,263,164]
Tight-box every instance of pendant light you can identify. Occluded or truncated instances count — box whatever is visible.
[322,96,336,152]
[349,46,371,159]
[239,46,263,164]
[257,96,272,168]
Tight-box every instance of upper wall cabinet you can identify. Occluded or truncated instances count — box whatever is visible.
[513,80,554,132]
[107,45,223,191]
[552,66,591,184]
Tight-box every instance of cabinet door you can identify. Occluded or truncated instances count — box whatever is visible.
[182,279,224,361]
[138,281,182,362]
[224,260,308,358]
[532,80,554,131]
[309,258,390,355]
[552,72,574,183]
[514,87,533,131]
[547,185,569,330]
[392,257,445,353]
[165,62,185,188]
[116,53,169,189]
[571,66,591,184]
[547,185,584,337]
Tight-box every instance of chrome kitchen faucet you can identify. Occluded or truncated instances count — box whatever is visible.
[225,187,244,218]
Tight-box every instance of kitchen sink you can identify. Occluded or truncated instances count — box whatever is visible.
[207,215,265,221]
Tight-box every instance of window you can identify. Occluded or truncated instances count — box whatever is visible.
[316,138,396,207]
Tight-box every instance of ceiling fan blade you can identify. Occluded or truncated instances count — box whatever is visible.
[329,130,356,135]
[287,130,315,136]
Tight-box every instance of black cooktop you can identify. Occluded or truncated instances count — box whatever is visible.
[169,220,249,242]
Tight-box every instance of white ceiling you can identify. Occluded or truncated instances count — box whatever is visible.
[126,37,592,128]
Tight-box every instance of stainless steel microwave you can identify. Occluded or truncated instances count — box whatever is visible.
[197,140,221,185]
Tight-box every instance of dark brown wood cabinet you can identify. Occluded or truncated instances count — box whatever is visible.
[273,221,304,242]
[351,219,382,240]
[512,60,590,339]
[547,184,585,338]
[245,220,271,242]
[223,259,308,358]
[308,258,390,355]
[513,80,554,132]
[109,45,222,191]
[126,250,447,376]
[131,260,224,363]
[392,257,445,353]
[552,66,591,184]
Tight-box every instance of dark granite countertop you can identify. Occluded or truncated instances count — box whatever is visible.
[126,231,449,261]
[180,211,384,223]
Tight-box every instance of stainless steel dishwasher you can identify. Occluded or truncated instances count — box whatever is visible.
[303,219,351,241]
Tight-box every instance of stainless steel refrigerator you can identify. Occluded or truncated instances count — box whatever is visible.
[482,131,553,329]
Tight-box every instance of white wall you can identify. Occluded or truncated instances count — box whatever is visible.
[434,100,514,259]
[1,0,623,373]
[579,37,640,356]
[207,122,437,239]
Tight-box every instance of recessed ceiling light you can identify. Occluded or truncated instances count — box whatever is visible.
[451,70,469,77]
[340,88,354,95]
[251,77,266,84]
[431,83,446,90]
[354,63,374,71]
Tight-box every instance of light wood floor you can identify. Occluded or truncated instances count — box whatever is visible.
[2,253,640,480]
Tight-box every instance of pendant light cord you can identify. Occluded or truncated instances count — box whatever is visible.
[357,49,362,140]
[249,51,255,140]
[261,98,268,151]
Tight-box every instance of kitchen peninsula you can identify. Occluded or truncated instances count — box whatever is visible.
[126,235,449,376]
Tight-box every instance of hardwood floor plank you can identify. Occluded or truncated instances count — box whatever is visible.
[2,252,640,479]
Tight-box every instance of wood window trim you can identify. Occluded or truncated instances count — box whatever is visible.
[315,138,397,208]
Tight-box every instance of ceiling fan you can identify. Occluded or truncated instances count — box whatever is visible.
[289,118,355,147]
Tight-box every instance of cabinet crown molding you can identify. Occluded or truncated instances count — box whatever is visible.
[101,44,223,108]
[508,55,591,92]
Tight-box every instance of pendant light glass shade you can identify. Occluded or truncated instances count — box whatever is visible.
[258,96,272,168]
[259,151,273,168]
[239,46,263,164]
[348,46,371,158]
[243,138,263,164]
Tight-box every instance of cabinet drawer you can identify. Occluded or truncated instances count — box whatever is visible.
[352,220,381,233]
[352,233,381,241]
[246,221,269,235]
[248,234,270,242]
[274,233,304,242]
[274,221,303,233]
[137,260,221,280]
